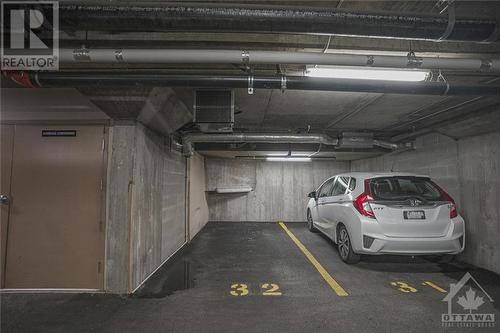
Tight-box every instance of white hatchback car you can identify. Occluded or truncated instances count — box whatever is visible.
[306,172,465,263]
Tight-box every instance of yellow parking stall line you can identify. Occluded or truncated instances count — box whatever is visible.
[278,222,348,297]
[423,281,447,293]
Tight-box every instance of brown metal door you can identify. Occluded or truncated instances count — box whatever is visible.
[4,125,106,289]
[1,125,15,288]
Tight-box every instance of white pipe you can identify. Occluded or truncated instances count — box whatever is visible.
[60,48,500,72]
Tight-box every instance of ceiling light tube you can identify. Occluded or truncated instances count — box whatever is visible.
[291,152,312,157]
[305,66,430,82]
[266,157,312,162]
[265,152,290,157]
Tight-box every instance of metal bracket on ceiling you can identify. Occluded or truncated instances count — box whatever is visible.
[114,49,124,62]
[480,59,493,72]
[366,55,375,66]
[241,50,250,65]
[241,50,251,70]
[437,0,456,41]
[407,51,423,68]
[436,70,451,95]
[169,135,183,153]
[437,69,447,83]
[280,75,287,93]
[73,46,90,62]
[247,75,254,95]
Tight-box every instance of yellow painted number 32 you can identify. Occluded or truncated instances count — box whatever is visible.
[230,283,282,296]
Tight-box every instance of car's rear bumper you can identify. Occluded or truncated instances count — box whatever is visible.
[357,235,464,255]
[352,216,465,255]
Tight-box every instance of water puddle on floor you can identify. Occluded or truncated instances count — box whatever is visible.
[135,260,195,298]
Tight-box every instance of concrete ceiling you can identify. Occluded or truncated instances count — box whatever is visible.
[2,0,500,160]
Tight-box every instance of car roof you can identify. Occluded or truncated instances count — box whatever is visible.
[334,172,430,179]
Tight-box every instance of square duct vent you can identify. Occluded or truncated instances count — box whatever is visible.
[194,89,234,133]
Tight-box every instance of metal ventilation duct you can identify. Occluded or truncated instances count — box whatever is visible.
[194,89,234,133]
[181,132,401,157]
[182,133,339,157]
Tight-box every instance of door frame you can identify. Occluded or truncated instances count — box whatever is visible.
[1,125,15,289]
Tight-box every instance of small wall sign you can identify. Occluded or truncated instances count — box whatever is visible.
[42,130,77,137]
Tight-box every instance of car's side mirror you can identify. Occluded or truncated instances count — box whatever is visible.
[308,191,317,200]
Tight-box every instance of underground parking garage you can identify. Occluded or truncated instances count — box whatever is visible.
[1,0,500,331]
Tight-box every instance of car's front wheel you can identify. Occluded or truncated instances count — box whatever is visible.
[337,225,360,264]
[307,210,318,233]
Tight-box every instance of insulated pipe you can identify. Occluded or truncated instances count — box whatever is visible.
[30,72,500,96]
[60,48,500,72]
[182,133,339,157]
[373,140,399,150]
[58,3,499,43]
[182,133,401,156]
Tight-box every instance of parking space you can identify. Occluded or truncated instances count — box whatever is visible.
[2,222,499,332]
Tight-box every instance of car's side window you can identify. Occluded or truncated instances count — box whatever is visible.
[330,176,348,196]
[318,177,335,198]
[348,177,356,192]
[329,179,341,196]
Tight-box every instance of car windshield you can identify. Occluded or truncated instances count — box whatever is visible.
[369,176,443,201]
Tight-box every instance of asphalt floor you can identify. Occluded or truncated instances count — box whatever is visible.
[2,222,499,332]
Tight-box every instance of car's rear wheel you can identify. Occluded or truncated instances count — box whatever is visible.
[337,225,360,264]
[307,210,318,232]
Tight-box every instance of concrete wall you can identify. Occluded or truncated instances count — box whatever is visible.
[205,159,350,222]
[106,123,187,293]
[106,125,135,293]
[129,124,187,290]
[352,132,500,275]
[351,133,461,202]
[188,153,209,240]
[457,132,500,274]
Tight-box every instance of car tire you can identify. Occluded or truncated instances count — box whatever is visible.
[337,225,360,264]
[307,210,319,233]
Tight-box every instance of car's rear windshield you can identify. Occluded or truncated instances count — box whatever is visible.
[369,176,443,201]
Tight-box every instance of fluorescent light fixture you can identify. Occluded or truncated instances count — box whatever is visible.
[266,152,312,157]
[266,157,312,162]
[265,152,290,157]
[305,66,430,82]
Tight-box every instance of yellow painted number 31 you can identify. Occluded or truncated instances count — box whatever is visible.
[390,281,418,293]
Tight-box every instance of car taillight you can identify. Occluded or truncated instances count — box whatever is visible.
[354,179,375,219]
[432,182,458,219]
